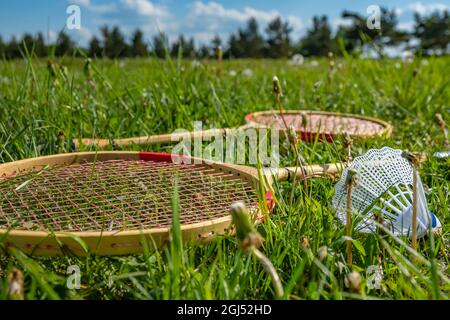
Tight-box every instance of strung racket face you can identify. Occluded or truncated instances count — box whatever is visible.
[245,110,392,141]
[0,152,266,256]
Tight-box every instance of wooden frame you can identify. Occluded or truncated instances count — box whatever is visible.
[73,110,392,150]
[0,151,342,256]
[245,110,393,141]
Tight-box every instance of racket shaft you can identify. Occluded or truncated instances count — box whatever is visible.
[269,163,343,181]
[73,128,234,149]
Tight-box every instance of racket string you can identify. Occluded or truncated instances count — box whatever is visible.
[0,159,259,232]
[255,113,384,136]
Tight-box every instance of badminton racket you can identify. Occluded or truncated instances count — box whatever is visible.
[74,110,392,150]
[0,151,343,256]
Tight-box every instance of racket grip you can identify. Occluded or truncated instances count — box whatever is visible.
[281,163,344,181]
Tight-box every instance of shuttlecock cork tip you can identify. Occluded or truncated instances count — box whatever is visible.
[401,150,420,166]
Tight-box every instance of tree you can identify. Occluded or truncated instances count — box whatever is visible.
[336,7,408,56]
[208,35,223,58]
[99,25,129,58]
[225,19,264,58]
[265,17,293,58]
[109,26,129,58]
[88,36,102,57]
[298,15,335,56]
[239,18,264,57]
[171,34,195,58]
[152,32,169,58]
[55,32,74,56]
[34,32,47,57]
[211,35,222,52]
[0,36,4,57]
[21,33,35,55]
[0,36,6,58]
[197,44,211,59]
[100,25,113,57]
[130,29,148,57]
[6,36,20,59]
[227,33,243,58]
[414,10,450,55]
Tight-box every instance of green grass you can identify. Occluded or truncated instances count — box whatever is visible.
[0,55,449,299]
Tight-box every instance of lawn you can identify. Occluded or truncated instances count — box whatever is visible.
[0,55,448,299]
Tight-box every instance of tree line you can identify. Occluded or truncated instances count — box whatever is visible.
[1,8,449,59]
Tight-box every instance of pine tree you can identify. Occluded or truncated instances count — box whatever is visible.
[35,32,47,57]
[197,44,211,59]
[239,18,264,58]
[55,32,74,56]
[21,33,35,55]
[171,35,196,58]
[88,36,103,57]
[152,32,169,58]
[227,34,243,58]
[336,7,408,56]
[184,37,195,58]
[211,35,222,51]
[298,15,335,56]
[6,36,20,59]
[0,35,4,57]
[110,26,129,58]
[265,17,293,58]
[131,29,148,57]
[414,10,450,55]
[100,26,113,58]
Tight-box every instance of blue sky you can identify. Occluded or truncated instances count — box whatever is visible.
[0,0,449,46]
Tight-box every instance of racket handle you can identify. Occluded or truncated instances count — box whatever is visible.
[73,128,231,150]
[276,163,344,181]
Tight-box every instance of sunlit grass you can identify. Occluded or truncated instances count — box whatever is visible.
[0,55,448,299]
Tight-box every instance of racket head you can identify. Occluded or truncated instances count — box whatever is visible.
[245,110,392,141]
[0,152,270,256]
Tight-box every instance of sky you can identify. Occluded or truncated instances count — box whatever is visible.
[0,0,449,47]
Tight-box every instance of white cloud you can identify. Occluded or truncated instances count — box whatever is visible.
[397,21,415,31]
[192,1,279,23]
[47,30,58,44]
[72,0,117,13]
[67,26,93,46]
[397,2,449,15]
[287,15,304,38]
[121,0,169,17]
[78,27,93,41]
[287,15,303,30]
[187,1,304,44]
[331,18,353,29]
[189,31,216,43]
[71,0,90,6]
[394,7,404,16]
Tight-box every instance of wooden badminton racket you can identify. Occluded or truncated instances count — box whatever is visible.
[0,151,343,256]
[73,110,392,150]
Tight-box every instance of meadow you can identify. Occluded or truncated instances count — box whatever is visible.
[0,54,449,299]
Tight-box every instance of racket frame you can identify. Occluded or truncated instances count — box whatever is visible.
[0,151,340,256]
[73,110,392,150]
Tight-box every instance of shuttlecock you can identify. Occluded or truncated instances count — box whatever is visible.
[332,147,442,238]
